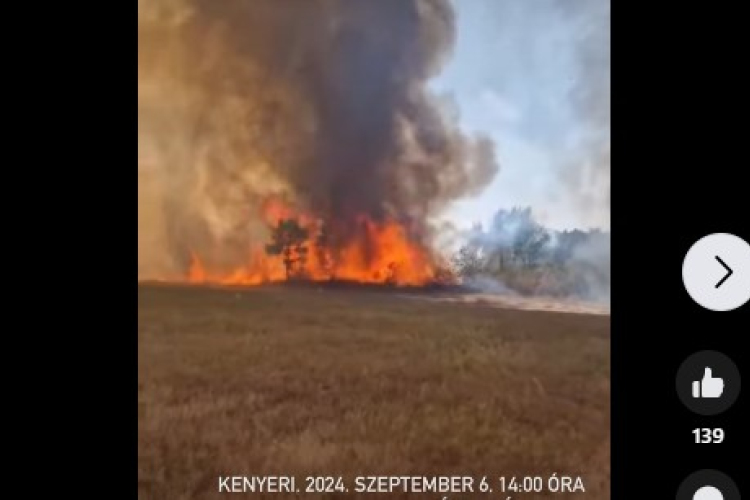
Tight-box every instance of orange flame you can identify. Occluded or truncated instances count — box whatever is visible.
[187,198,450,287]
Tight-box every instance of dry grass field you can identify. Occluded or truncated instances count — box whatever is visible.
[138,284,610,499]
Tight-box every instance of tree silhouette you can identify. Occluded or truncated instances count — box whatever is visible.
[265,218,310,279]
[452,206,610,299]
[452,243,485,278]
[482,207,550,269]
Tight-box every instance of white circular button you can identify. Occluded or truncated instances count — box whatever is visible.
[682,233,750,311]
[693,486,723,500]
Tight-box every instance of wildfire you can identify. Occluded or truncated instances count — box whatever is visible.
[187,197,451,287]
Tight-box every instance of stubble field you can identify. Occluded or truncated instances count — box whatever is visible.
[138,284,610,499]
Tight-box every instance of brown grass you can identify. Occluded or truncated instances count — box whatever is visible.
[138,284,609,499]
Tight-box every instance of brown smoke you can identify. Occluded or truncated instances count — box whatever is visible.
[138,0,498,279]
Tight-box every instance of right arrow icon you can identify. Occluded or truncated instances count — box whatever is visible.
[714,255,733,289]
[683,233,750,310]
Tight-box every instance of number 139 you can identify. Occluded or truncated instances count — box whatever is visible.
[693,428,724,443]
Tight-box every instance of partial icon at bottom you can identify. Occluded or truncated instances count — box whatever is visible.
[677,470,739,500]
[693,485,724,500]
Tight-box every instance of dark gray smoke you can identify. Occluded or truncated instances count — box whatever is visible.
[138,0,499,278]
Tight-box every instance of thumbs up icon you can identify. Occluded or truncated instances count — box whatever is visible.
[692,368,724,399]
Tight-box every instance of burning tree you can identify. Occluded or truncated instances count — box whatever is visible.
[265,218,310,279]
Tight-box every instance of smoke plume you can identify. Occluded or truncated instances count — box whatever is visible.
[138,0,499,279]
[560,0,610,228]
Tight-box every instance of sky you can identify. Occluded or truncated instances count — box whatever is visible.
[432,0,610,231]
